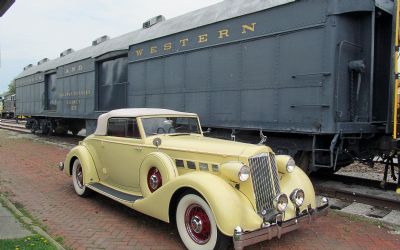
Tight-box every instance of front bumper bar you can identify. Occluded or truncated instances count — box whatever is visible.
[233,200,329,250]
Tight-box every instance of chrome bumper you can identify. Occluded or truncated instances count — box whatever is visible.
[233,200,329,250]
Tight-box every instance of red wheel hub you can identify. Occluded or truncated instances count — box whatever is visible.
[184,204,211,245]
[147,167,162,192]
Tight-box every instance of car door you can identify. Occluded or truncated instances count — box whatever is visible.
[98,117,144,192]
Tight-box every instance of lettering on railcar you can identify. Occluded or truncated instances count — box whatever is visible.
[64,64,84,74]
[59,89,91,98]
[66,99,81,111]
[133,22,257,60]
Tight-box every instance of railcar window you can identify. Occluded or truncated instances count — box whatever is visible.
[107,118,141,139]
[141,116,200,136]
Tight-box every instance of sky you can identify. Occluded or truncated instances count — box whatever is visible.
[0,0,222,94]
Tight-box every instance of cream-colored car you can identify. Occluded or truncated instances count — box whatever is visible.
[61,108,328,250]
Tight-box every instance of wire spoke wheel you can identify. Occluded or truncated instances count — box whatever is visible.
[72,159,91,197]
[147,167,162,192]
[184,204,212,244]
[75,163,84,189]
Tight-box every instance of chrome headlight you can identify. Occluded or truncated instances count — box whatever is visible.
[275,155,296,173]
[274,193,288,212]
[290,189,305,207]
[220,162,250,183]
[238,165,250,182]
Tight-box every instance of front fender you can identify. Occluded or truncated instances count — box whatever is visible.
[280,167,317,219]
[64,144,99,184]
[132,172,262,236]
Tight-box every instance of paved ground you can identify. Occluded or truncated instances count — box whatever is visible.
[0,129,400,250]
[0,202,32,239]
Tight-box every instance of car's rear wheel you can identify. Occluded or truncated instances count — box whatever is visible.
[176,193,230,250]
[72,159,91,197]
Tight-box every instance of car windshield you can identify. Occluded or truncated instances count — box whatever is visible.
[141,116,200,136]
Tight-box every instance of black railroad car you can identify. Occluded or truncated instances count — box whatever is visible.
[14,0,400,173]
[1,94,16,119]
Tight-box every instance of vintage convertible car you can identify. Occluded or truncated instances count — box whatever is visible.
[60,108,328,249]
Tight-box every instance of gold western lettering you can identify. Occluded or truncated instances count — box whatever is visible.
[150,46,158,54]
[135,49,143,57]
[218,29,230,39]
[180,38,189,47]
[242,22,256,34]
[164,42,172,51]
[198,34,208,43]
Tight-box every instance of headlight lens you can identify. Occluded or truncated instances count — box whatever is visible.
[274,193,288,212]
[286,157,296,173]
[290,189,305,207]
[238,165,250,182]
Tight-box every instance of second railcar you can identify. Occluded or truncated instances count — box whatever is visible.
[1,94,16,119]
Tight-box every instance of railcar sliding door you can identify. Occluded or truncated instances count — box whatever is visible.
[45,73,57,111]
[97,56,128,111]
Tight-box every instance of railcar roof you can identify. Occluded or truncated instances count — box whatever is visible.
[94,108,197,136]
[16,0,294,79]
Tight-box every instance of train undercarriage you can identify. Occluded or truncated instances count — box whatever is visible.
[25,117,85,136]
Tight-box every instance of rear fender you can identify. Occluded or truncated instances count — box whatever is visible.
[132,172,262,236]
[64,144,99,184]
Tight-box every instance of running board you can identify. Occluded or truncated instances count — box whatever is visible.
[87,183,142,203]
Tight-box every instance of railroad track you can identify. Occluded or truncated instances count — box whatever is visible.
[312,174,400,210]
[0,120,84,145]
[0,120,30,133]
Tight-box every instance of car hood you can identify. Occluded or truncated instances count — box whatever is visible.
[150,135,271,158]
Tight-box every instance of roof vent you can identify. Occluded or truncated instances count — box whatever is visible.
[37,58,49,65]
[92,35,110,46]
[143,15,165,29]
[60,48,74,57]
[23,64,33,71]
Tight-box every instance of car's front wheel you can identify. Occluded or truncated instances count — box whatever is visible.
[176,193,230,250]
[72,159,91,197]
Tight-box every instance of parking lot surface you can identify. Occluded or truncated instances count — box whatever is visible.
[0,129,399,250]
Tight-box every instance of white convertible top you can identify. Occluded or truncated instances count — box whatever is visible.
[94,108,196,136]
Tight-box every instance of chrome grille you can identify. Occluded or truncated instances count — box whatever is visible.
[249,153,280,214]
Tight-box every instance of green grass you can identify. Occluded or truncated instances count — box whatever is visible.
[0,235,57,250]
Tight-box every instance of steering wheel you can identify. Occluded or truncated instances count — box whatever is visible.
[157,127,166,134]
[168,127,176,133]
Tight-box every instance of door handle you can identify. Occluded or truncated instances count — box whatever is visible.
[134,147,143,152]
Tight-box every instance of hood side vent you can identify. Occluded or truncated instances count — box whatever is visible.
[143,15,165,29]
[60,48,74,57]
[92,35,110,46]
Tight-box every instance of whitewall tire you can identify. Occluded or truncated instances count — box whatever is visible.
[72,159,91,197]
[176,193,230,250]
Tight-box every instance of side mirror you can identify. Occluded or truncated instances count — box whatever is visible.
[153,138,162,148]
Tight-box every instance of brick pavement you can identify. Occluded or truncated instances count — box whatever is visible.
[0,129,399,250]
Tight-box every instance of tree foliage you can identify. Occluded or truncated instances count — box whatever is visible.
[7,80,15,95]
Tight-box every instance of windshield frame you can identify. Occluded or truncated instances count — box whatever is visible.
[138,115,202,138]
